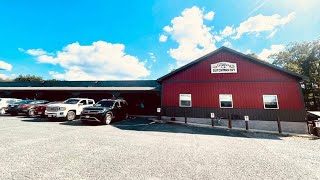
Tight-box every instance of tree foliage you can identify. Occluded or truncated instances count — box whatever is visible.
[13,75,44,82]
[271,39,320,110]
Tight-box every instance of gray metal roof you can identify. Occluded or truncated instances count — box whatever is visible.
[0,80,160,91]
[157,46,308,82]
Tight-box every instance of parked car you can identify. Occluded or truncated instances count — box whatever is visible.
[8,100,49,116]
[0,98,21,114]
[80,99,129,125]
[7,100,34,116]
[34,101,62,117]
[45,98,95,121]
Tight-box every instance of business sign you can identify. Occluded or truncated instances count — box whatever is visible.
[211,62,237,74]
[210,113,215,118]
[157,108,161,113]
[244,116,249,121]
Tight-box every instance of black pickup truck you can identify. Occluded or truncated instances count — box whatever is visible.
[80,99,129,125]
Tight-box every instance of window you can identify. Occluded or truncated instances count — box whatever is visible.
[88,100,94,105]
[179,94,192,107]
[79,100,87,105]
[263,95,279,109]
[219,94,233,108]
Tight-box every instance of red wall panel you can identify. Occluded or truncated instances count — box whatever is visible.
[161,50,304,111]
[166,51,297,82]
[162,81,303,110]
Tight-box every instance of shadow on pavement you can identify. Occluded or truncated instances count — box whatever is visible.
[112,117,282,140]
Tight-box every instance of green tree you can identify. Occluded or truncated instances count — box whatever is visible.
[247,53,259,59]
[13,75,44,82]
[271,39,320,110]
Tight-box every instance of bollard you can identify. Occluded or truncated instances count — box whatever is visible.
[157,108,161,120]
[228,114,232,129]
[277,116,282,133]
[244,115,249,130]
[210,113,215,127]
[184,108,187,124]
[245,121,249,130]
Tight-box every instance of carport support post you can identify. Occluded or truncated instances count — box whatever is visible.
[277,116,282,133]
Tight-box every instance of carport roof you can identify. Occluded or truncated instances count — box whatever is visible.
[0,80,160,91]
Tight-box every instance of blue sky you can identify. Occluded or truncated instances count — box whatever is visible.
[0,0,319,80]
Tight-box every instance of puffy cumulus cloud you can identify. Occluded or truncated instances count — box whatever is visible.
[258,44,285,62]
[214,35,222,42]
[159,34,168,42]
[233,12,296,39]
[220,26,235,37]
[25,41,150,80]
[204,11,215,20]
[0,61,12,71]
[162,6,217,66]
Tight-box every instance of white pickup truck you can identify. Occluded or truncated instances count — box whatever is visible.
[45,98,95,121]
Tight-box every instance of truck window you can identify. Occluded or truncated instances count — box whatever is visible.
[88,100,94,105]
[79,100,87,105]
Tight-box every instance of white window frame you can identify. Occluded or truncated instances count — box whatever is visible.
[179,94,192,107]
[219,94,233,108]
[263,95,279,109]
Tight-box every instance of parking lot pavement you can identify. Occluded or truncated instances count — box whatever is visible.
[0,116,319,180]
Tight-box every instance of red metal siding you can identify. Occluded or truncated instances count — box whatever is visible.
[162,51,304,111]
[162,81,303,110]
[165,51,297,82]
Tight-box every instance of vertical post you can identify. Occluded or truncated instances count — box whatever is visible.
[228,114,232,129]
[244,115,249,130]
[157,108,161,120]
[210,113,215,127]
[184,108,187,124]
[277,116,282,133]
[245,121,249,130]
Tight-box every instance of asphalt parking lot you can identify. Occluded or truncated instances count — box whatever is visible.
[0,116,319,180]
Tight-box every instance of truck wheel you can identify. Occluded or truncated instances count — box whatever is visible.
[66,111,76,121]
[0,108,5,115]
[103,113,112,125]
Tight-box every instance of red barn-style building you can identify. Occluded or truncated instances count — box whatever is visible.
[0,47,308,133]
[158,47,307,133]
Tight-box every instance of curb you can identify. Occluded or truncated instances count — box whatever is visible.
[149,118,319,139]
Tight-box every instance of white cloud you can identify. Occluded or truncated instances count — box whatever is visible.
[26,49,47,56]
[267,29,278,39]
[258,44,285,62]
[222,41,232,47]
[0,74,8,79]
[220,26,235,37]
[148,52,156,62]
[0,61,12,71]
[25,41,150,80]
[162,6,217,66]
[233,12,296,39]
[159,34,168,42]
[214,35,222,42]
[204,11,215,20]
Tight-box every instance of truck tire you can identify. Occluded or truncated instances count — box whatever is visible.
[66,111,76,121]
[103,113,112,125]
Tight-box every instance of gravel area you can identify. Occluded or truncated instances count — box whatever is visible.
[0,115,319,180]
